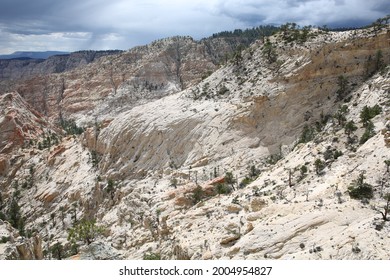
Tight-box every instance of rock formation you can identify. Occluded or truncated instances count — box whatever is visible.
[0,25,389,260]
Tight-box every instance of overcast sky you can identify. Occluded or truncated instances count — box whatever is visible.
[0,0,389,54]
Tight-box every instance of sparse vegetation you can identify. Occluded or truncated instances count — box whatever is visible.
[334,105,348,126]
[6,196,26,236]
[360,105,382,126]
[360,120,376,144]
[314,159,325,175]
[279,23,317,43]
[192,185,204,204]
[60,119,84,135]
[384,160,390,173]
[298,124,316,144]
[336,75,348,101]
[0,236,10,244]
[50,242,64,260]
[300,165,308,180]
[224,172,236,190]
[143,252,161,260]
[267,153,283,165]
[344,120,357,136]
[348,172,373,200]
[215,183,230,195]
[376,193,390,221]
[67,219,104,246]
[262,39,277,63]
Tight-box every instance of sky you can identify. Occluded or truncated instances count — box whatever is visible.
[0,0,389,54]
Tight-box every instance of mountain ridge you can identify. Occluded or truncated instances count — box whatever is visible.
[0,51,70,60]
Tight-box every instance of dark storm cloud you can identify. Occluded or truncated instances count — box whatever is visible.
[0,0,389,53]
[215,0,390,28]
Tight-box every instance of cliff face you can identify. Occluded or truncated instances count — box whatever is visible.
[0,36,254,124]
[0,26,390,260]
[0,51,123,81]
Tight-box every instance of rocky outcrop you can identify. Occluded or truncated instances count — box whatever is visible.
[0,220,43,260]
[0,92,55,154]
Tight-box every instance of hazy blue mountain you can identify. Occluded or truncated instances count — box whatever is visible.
[0,51,70,59]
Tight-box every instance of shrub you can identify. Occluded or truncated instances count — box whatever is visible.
[67,219,104,246]
[336,75,348,101]
[50,242,64,260]
[298,125,315,144]
[300,165,308,178]
[60,119,84,135]
[360,121,375,144]
[0,236,10,244]
[314,159,325,175]
[377,193,390,221]
[224,172,236,186]
[143,252,161,260]
[360,105,382,126]
[239,177,253,188]
[266,153,282,165]
[344,120,357,136]
[192,186,204,204]
[348,173,373,200]
[215,183,230,195]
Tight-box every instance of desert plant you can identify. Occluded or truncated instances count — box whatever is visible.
[298,124,316,144]
[344,120,357,136]
[224,172,236,190]
[143,252,161,260]
[262,39,277,63]
[239,177,253,188]
[334,105,348,126]
[192,186,204,204]
[360,105,382,126]
[348,173,373,200]
[336,75,348,101]
[360,121,376,144]
[300,165,308,178]
[170,178,178,188]
[106,179,115,195]
[67,219,104,246]
[385,160,390,173]
[215,183,230,195]
[50,242,64,260]
[377,193,390,221]
[314,159,325,175]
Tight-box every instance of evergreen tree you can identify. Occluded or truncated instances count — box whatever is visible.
[314,159,325,175]
[67,219,104,246]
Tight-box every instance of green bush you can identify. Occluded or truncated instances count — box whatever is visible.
[215,183,230,195]
[192,186,204,204]
[0,236,10,244]
[360,105,382,126]
[360,121,376,144]
[314,159,325,175]
[300,165,308,179]
[239,177,253,188]
[143,252,161,260]
[67,219,104,246]
[348,173,373,200]
[344,120,357,136]
[298,125,316,144]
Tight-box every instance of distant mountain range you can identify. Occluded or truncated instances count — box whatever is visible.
[0,51,70,60]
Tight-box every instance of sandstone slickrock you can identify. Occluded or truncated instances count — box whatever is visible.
[0,26,390,260]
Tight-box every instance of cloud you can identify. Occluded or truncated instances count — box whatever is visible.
[215,0,390,27]
[0,0,389,53]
